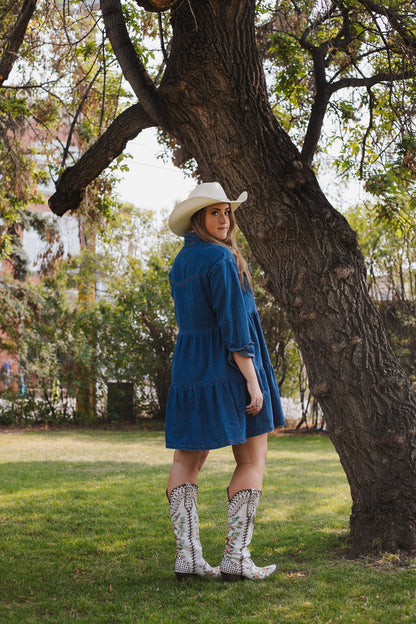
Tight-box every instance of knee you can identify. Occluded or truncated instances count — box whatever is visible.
[234,454,266,474]
[246,452,266,473]
[254,436,268,467]
[233,435,268,470]
[258,444,268,467]
[196,450,209,470]
[173,449,209,472]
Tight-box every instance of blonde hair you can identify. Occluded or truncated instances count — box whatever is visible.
[191,206,253,290]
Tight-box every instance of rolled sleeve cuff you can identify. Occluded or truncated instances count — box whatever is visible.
[228,343,255,368]
[235,345,255,357]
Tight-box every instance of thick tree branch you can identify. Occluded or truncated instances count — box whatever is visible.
[302,59,416,164]
[301,89,331,165]
[290,0,416,164]
[0,0,37,86]
[100,0,165,124]
[135,0,177,11]
[300,44,329,164]
[300,5,353,164]
[48,103,155,216]
[330,69,416,92]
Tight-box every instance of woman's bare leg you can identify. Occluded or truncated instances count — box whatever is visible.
[167,449,210,497]
[228,433,268,499]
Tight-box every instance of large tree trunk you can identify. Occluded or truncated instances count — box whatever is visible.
[52,0,416,554]
[160,1,416,554]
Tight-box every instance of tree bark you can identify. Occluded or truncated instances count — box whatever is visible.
[0,0,37,86]
[50,0,416,554]
[49,103,155,216]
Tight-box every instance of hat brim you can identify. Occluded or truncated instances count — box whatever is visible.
[168,191,248,237]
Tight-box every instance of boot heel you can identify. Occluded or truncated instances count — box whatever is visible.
[221,571,243,583]
[175,571,195,581]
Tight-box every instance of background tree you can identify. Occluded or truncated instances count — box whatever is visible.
[0,271,96,424]
[0,204,181,423]
[258,0,416,174]
[0,0,132,272]
[347,199,416,385]
[96,207,180,419]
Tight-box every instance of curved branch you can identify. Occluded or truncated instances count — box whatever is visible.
[301,44,330,164]
[357,0,416,50]
[301,85,331,165]
[330,69,416,92]
[48,103,155,216]
[100,0,165,124]
[135,0,178,11]
[61,66,101,170]
[158,12,168,63]
[359,86,375,178]
[301,64,416,165]
[299,4,354,163]
[0,0,37,86]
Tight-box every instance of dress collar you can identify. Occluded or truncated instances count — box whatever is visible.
[184,232,202,245]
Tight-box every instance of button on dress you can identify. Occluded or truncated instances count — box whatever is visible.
[165,232,285,450]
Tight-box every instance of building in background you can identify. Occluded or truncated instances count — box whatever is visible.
[0,128,81,382]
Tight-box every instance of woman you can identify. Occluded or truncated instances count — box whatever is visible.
[166,182,285,582]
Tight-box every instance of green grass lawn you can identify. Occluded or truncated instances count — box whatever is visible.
[0,429,415,624]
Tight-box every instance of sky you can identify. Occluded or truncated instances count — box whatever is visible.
[114,128,195,227]
[114,128,368,225]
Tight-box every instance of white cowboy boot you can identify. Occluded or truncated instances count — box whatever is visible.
[220,488,277,582]
[168,482,220,580]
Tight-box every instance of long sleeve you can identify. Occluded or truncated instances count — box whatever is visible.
[208,252,255,361]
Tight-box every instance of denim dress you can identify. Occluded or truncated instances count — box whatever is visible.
[165,233,285,450]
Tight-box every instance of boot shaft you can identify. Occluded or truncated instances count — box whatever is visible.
[224,488,261,558]
[169,483,201,555]
[221,488,276,582]
[168,482,220,580]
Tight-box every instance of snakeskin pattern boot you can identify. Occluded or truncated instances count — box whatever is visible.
[168,482,220,581]
[220,488,276,582]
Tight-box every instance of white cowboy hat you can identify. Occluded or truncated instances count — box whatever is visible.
[168,182,248,236]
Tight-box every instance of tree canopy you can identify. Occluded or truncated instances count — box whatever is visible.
[260,0,416,172]
[0,0,132,268]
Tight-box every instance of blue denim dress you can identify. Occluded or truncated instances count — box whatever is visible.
[165,233,285,450]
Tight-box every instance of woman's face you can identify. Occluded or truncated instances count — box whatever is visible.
[203,202,231,241]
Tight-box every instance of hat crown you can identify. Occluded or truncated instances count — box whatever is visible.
[188,182,229,203]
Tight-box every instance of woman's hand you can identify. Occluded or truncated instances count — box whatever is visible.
[246,379,263,416]
[232,352,263,416]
